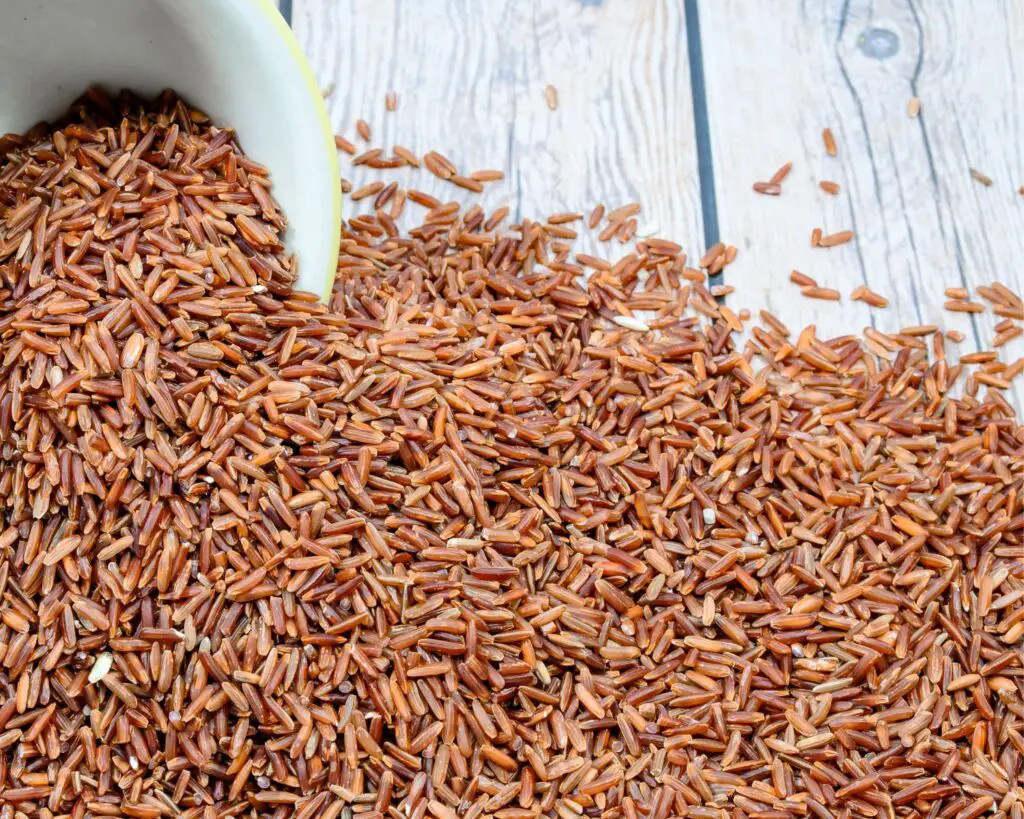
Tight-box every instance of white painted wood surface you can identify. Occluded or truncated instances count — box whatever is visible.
[293,0,704,259]
[911,1,1024,370]
[699,0,1024,405]
[291,0,1024,406]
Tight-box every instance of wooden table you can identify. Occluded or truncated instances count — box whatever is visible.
[281,0,1024,408]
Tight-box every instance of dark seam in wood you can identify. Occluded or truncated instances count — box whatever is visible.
[835,1,887,237]
[511,1,534,225]
[390,0,403,121]
[506,125,518,222]
[835,1,894,329]
[683,0,721,282]
[906,0,982,351]
[887,131,925,327]
[843,189,876,331]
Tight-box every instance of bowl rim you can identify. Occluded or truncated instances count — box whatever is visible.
[252,0,340,303]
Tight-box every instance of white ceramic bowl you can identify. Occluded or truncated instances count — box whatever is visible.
[0,0,340,301]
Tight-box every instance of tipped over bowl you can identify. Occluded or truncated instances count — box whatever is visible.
[0,0,340,301]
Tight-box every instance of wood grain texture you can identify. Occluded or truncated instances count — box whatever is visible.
[291,0,1024,403]
[699,0,1024,406]
[911,1,1024,380]
[293,0,704,259]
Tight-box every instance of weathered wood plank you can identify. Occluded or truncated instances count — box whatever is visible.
[293,0,704,259]
[699,0,948,335]
[910,1,1024,381]
[700,0,1024,405]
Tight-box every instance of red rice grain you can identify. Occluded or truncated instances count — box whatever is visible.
[768,160,793,184]
[544,84,558,110]
[851,284,889,307]
[822,126,837,156]
[970,167,993,186]
[0,86,1022,819]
